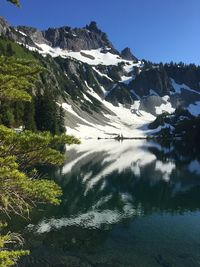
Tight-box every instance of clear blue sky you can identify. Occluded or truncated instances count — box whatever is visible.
[1,0,200,64]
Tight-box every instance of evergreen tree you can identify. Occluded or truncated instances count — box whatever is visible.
[58,105,65,133]
[6,44,14,57]
[0,105,14,127]
[35,91,64,135]
[13,101,24,126]
[23,101,36,131]
[0,44,5,56]
[0,56,44,101]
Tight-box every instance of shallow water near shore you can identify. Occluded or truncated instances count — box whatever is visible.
[12,139,200,267]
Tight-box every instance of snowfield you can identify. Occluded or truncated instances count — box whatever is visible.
[32,43,141,66]
[62,80,200,140]
[62,84,156,139]
[155,95,175,115]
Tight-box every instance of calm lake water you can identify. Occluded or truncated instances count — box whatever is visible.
[14,140,200,267]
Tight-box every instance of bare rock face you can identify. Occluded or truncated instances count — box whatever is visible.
[130,67,171,97]
[16,26,50,45]
[42,21,119,53]
[0,17,10,35]
[0,17,37,47]
[1,18,119,54]
[121,47,138,62]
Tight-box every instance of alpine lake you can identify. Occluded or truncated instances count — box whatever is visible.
[10,139,200,267]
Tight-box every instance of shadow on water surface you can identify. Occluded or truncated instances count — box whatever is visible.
[14,139,200,267]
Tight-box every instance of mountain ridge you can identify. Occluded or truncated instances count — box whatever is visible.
[0,16,200,139]
[0,17,137,60]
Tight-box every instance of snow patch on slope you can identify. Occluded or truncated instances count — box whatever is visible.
[33,43,137,66]
[171,78,200,95]
[120,75,135,84]
[155,95,175,115]
[92,67,113,81]
[62,77,186,139]
[15,29,27,36]
[64,87,155,139]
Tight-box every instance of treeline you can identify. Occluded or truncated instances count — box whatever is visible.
[142,59,200,70]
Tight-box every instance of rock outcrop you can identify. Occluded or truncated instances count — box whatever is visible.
[121,47,138,62]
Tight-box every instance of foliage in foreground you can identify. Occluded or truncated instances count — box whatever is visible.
[0,50,80,265]
[0,125,80,266]
[0,222,29,267]
[0,56,44,102]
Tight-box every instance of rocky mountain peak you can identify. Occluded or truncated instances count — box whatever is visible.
[86,21,101,33]
[42,22,118,53]
[0,16,119,54]
[121,47,138,61]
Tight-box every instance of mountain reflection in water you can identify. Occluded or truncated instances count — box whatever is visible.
[17,140,200,267]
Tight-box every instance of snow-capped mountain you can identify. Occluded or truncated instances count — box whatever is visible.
[1,17,200,139]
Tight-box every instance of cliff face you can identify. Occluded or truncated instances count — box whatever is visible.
[0,17,37,47]
[130,67,171,97]
[17,25,50,45]
[42,21,118,53]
